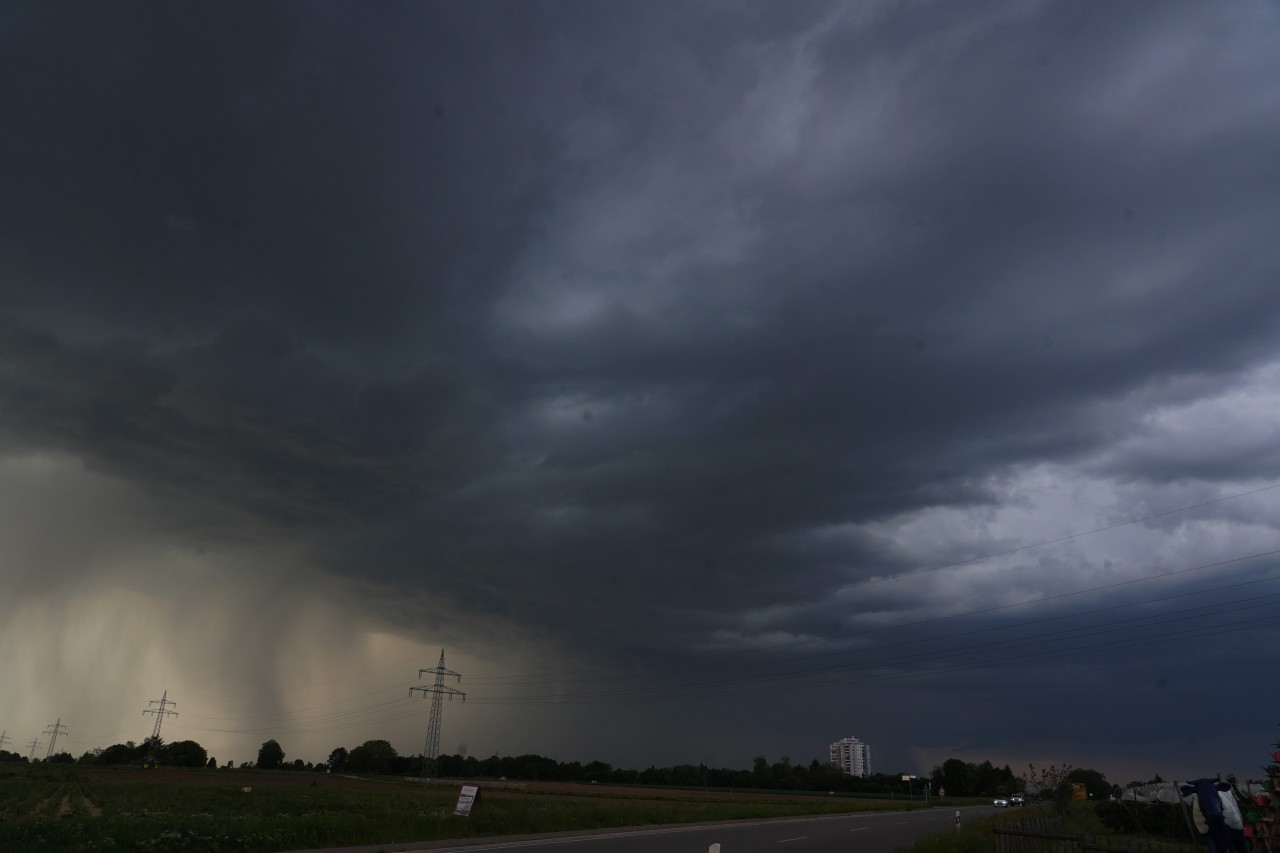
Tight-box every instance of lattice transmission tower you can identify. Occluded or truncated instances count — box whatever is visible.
[27,739,41,761]
[143,690,178,761]
[410,649,464,782]
[43,719,67,759]
[0,730,11,751]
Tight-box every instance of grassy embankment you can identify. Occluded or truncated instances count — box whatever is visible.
[0,763,981,853]
[894,802,1201,853]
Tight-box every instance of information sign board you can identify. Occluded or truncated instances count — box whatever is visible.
[454,784,480,816]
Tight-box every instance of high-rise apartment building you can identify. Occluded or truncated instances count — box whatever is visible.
[828,736,871,777]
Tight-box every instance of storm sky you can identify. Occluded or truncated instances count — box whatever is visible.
[3,1,1279,782]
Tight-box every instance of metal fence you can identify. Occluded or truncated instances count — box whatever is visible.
[995,818,1202,853]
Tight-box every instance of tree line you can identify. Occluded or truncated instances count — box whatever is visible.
[72,736,215,768]
[929,758,1116,801]
[11,734,1114,802]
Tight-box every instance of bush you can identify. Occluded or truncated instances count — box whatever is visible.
[1095,800,1191,838]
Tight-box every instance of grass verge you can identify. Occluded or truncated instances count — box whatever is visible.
[893,803,1203,853]
[0,763,966,852]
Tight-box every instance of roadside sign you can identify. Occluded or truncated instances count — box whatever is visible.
[454,784,481,816]
[1072,783,1087,800]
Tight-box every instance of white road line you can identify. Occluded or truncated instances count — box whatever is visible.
[376,808,978,851]
[777,838,808,844]
[850,827,870,832]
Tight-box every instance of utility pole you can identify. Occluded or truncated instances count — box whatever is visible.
[143,690,178,755]
[27,738,41,761]
[43,719,68,759]
[410,649,464,783]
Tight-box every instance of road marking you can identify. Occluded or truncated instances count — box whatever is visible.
[777,838,807,844]
[398,808,964,851]
[895,821,908,824]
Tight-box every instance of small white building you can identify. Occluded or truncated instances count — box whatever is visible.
[829,736,871,777]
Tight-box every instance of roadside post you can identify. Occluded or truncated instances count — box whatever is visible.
[955,810,961,832]
[709,844,721,853]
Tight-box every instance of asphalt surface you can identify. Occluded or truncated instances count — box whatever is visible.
[289,804,997,853]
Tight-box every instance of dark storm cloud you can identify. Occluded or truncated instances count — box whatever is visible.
[2,2,567,355]
[4,0,1280,773]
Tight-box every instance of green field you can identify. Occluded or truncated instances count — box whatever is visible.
[0,763,972,852]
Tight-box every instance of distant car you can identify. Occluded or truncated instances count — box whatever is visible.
[1010,794,1025,806]
[994,797,1009,807]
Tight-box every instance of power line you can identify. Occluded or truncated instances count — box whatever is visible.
[481,587,1280,702]
[468,612,1280,706]
[831,612,1280,695]
[457,560,1280,706]
[178,653,430,701]
[102,482,1280,705]
[173,574,1280,734]
[176,703,426,737]
[180,685,406,723]
[465,546,1280,685]
[473,570,1280,690]
[410,649,464,782]
[156,549,1280,736]
[178,697,410,734]
[40,520,1273,745]
[71,715,155,748]
[171,604,1278,735]
[665,612,1280,706]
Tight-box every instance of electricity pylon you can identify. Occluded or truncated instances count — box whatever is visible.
[410,649,464,782]
[143,690,178,752]
[43,719,67,758]
[27,738,41,761]
[0,730,11,751]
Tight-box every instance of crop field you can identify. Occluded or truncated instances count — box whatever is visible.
[0,763,948,852]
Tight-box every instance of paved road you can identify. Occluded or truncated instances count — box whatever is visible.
[294,805,996,853]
